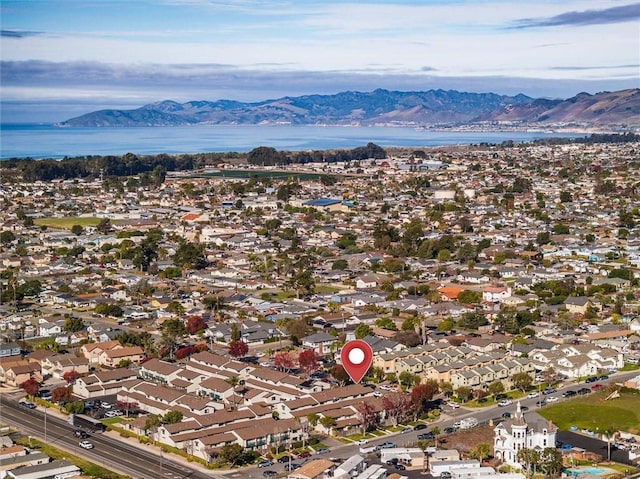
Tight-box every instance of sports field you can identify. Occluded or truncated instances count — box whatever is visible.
[33,217,102,229]
[539,389,640,434]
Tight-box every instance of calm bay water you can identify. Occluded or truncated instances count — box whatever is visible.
[0,124,579,160]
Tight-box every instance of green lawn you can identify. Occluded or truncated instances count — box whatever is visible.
[34,216,103,229]
[538,389,640,434]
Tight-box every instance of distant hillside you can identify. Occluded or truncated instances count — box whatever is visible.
[59,88,640,128]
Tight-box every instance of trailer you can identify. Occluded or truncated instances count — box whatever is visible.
[70,414,105,432]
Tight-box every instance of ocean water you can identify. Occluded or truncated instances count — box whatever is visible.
[0,124,580,160]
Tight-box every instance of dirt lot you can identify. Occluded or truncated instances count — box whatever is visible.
[439,425,495,457]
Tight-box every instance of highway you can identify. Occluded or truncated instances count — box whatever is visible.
[0,394,216,479]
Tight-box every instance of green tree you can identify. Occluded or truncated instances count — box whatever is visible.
[354,324,372,339]
[512,372,533,392]
[455,386,472,402]
[470,443,491,462]
[487,381,505,398]
[0,230,16,244]
[173,241,207,269]
[71,224,84,236]
[517,448,540,479]
[159,319,187,360]
[539,447,563,477]
[63,317,85,333]
[163,410,183,424]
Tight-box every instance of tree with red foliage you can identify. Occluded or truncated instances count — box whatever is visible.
[329,364,350,386]
[410,381,438,417]
[355,400,379,434]
[186,315,207,335]
[51,386,72,403]
[63,370,81,384]
[273,351,296,372]
[175,345,197,360]
[228,340,249,359]
[382,392,412,426]
[298,349,319,375]
[20,378,40,398]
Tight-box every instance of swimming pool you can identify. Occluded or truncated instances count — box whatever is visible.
[565,467,614,476]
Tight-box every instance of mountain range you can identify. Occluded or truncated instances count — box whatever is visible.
[59,88,640,128]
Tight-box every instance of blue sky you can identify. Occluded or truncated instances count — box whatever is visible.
[1,0,639,123]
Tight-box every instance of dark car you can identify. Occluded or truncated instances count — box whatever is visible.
[521,406,529,412]
[73,429,89,438]
[257,460,273,468]
[578,387,591,395]
[502,412,511,418]
[298,452,311,458]
[443,427,456,434]
[20,401,36,409]
[386,458,399,465]
[418,432,435,440]
[598,374,609,380]
[394,464,407,470]
[315,448,329,454]
[562,390,577,397]
[262,471,277,478]
[414,424,428,431]
[284,463,300,471]
[585,376,598,383]
[277,455,291,463]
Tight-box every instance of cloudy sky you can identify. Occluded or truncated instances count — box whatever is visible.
[1,0,639,123]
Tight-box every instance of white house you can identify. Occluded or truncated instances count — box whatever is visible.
[494,403,556,467]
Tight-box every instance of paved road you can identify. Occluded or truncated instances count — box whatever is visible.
[0,395,218,479]
[557,431,631,465]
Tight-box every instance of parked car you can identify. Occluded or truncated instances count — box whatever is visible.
[401,427,412,434]
[578,387,591,395]
[521,406,530,412]
[284,463,300,471]
[598,374,609,380]
[315,448,329,454]
[447,402,460,409]
[355,439,368,445]
[262,471,277,478]
[527,392,538,399]
[591,383,603,390]
[502,412,511,418]
[277,455,291,463]
[386,458,399,465]
[414,424,428,430]
[257,460,273,468]
[443,427,456,434]
[379,442,397,449]
[394,464,407,470]
[585,376,598,383]
[20,401,36,409]
[546,396,558,403]
[497,399,512,407]
[298,452,311,458]
[562,390,577,397]
[418,432,435,440]
[79,440,94,449]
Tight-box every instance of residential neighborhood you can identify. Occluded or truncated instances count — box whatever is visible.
[1,139,640,478]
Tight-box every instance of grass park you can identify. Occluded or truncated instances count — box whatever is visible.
[33,216,103,230]
[539,388,640,434]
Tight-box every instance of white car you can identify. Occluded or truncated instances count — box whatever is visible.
[372,391,382,397]
[448,402,460,409]
[355,439,368,445]
[79,440,94,449]
[528,392,538,399]
[546,396,559,403]
[497,399,512,407]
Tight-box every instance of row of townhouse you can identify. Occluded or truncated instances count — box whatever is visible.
[373,342,535,391]
[529,343,624,378]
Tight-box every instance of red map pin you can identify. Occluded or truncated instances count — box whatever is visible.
[341,339,373,384]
